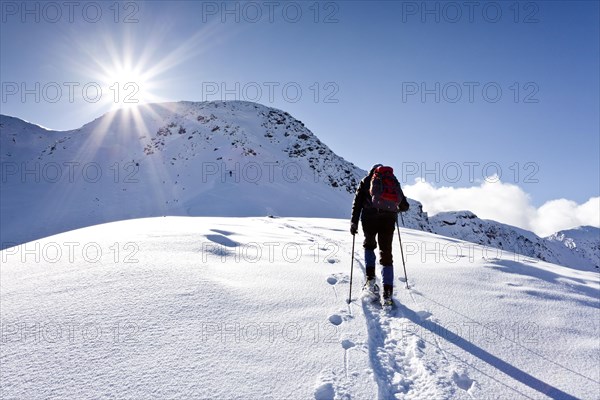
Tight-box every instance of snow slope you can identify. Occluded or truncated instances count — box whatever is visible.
[2,217,598,399]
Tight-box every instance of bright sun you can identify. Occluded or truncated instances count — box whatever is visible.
[102,65,150,109]
[76,27,217,114]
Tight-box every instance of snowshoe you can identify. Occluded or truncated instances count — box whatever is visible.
[382,284,394,310]
[382,297,394,309]
[362,278,380,301]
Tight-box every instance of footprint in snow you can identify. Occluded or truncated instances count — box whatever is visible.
[452,370,476,392]
[327,273,349,285]
[314,382,335,400]
[328,314,343,326]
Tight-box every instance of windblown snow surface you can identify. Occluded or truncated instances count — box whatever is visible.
[1,217,598,399]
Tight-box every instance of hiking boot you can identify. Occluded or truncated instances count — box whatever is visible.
[381,285,394,309]
[383,285,394,301]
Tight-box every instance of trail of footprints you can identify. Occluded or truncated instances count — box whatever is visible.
[314,272,358,400]
[317,272,477,399]
[325,272,355,338]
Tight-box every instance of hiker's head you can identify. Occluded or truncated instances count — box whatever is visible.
[369,164,383,176]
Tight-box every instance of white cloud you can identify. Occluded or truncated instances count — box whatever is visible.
[532,197,600,237]
[404,177,600,237]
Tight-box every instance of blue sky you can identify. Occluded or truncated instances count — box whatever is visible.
[1,1,598,210]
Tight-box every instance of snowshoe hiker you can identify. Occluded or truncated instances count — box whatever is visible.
[350,164,409,307]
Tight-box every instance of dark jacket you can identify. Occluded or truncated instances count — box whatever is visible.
[351,168,409,225]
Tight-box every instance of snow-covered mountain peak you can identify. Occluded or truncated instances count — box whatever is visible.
[25,100,361,193]
[547,225,599,241]
[546,225,600,268]
[0,101,371,247]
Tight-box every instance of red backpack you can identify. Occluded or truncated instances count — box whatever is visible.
[369,166,402,212]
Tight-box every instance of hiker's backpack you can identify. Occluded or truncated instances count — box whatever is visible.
[369,166,406,212]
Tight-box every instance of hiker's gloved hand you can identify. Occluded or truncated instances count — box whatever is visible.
[398,197,410,213]
[350,222,358,235]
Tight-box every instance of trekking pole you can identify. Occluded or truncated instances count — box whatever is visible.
[347,233,356,304]
[396,215,409,289]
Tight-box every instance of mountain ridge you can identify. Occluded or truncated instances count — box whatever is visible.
[1,101,597,270]
[428,210,599,270]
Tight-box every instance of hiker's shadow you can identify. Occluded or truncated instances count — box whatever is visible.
[396,302,582,400]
